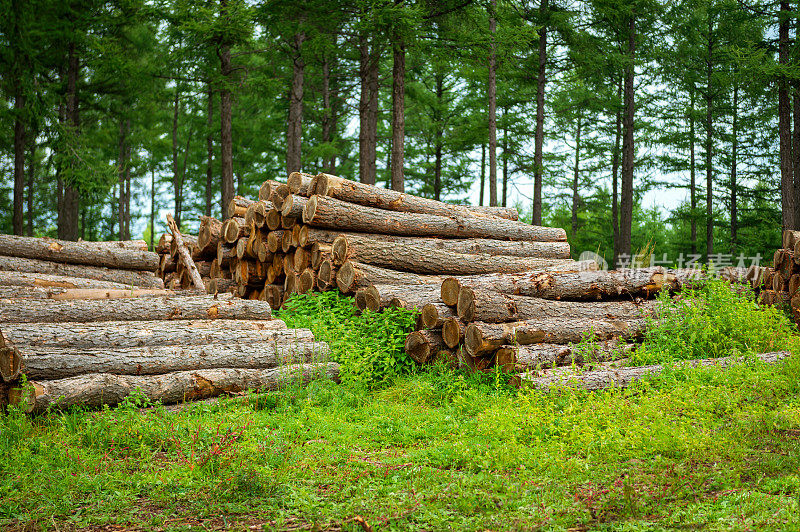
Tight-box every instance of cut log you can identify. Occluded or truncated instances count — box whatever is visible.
[442,317,466,349]
[293,247,310,272]
[169,234,197,260]
[301,228,569,258]
[10,340,330,380]
[355,283,440,312]
[266,208,282,231]
[259,180,283,202]
[281,214,298,230]
[494,341,633,372]
[521,351,789,392]
[457,286,657,323]
[404,330,449,364]
[790,274,800,297]
[758,289,790,308]
[461,205,519,221]
[310,173,522,222]
[420,302,457,329]
[167,214,204,289]
[335,261,445,293]
[268,231,285,253]
[222,217,249,244]
[330,235,579,275]
[281,194,308,219]
[450,267,675,302]
[0,346,21,381]
[288,172,315,195]
[297,269,316,294]
[0,270,140,290]
[0,255,163,288]
[79,239,149,252]
[464,318,647,356]
[262,284,285,309]
[196,216,224,258]
[207,278,236,295]
[227,196,254,219]
[291,225,303,247]
[773,271,789,292]
[282,230,293,253]
[303,195,567,242]
[783,230,800,250]
[311,244,332,270]
[9,362,340,413]
[0,235,159,271]
[317,261,336,290]
[45,288,188,301]
[0,293,273,323]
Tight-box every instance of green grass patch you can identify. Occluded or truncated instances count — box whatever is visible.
[2,284,800,530]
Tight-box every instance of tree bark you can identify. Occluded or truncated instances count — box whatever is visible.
[356,283,441,313]
[532,0,548,225]
[457,285,657,324]
[779,1,795,230]
[332,235,578,275]
[434,72,444,201]
[335,261,444,293]
[303,196,566,241]
[0,271,150,290]
[488,0,498,207]
[206,84,215,217]
[480,144,486,206]
[220,0,234,219]
[0,318,292,348]
[731,82,738,253]
[521,351,789,392]
[464,317,647,356]
[689,87,697,254]
[571,115,582,237]
[612,78,622,266]
[705,13,715,258]
[9,362,339,413]
[451,267,678,303]
[301,228,567,257]
[312,173,518,219]
[287,172,314,195]
[168,214,204,288]
[0,235,158,271]
[442,316,466,348]
[358,36,379,185]
[495,340,631,372]
[421,302,457,329]
[287,31,305,176]
[391,38,405,192]
[0,293,272,324]
[13,82,25,236]
[0,255,162,288]
[619,14,636,259]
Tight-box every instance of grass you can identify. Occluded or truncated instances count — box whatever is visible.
[2,283,800,530]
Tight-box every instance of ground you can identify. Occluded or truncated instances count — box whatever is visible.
[2,283,800,531]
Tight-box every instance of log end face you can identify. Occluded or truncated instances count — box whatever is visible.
[463,324,483,356]
[441,278,460,307]
[0,346,22,381]
[404,331,430,364]
[337,261,356,293]
[312,174,330,196]
[281,195,294,217]
[332,236,348,266]
[421,303,440,329]
[456,287,476,323]
[303,195,318,224]
[442,318,462,349]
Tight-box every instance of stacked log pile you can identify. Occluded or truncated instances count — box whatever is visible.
[0,293,338,412]
[0,236,168,300]
[750,230,800,325]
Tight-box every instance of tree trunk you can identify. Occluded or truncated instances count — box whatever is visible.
[451,267,680,303]
[521,352,789,392]
[0,319,293,350]
[9,362,340,413]
[502,112,508,207]
[480,144,486,206]
[0,293,272,324]
[391,38,405,192]
[206,84,215,217]
[321,54,335,173]
[434,72,444,201]
[779,1,795,230]
[0,255,162,288]
[171,86,183,227]
[59,42,80,242]
[358,36,379,185]
[331,235,578,275]
[310,173,529,222]
[619,15,636,258]
[287,31,305,176]
[0,235,158,271]
[488,0,498,207]
[335,261,444,293]
[731,82,738,254]
[464,317,646,356]
[118,119,130,240]
[220,1,234,219]
[532,0,548,225]
[612,78,622,266]
[456,285,656,324]
[303,195,567,241]
[705,14,714,259]
[13,83,25,236]
[571,115,582,238]
[690,87,697,255]
[25,132,36,237]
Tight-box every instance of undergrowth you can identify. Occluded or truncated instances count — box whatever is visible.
[275,291,418,387]
[631,277,796,365]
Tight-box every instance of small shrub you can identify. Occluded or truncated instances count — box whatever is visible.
[632,277,797,365]
[275,291,418,387]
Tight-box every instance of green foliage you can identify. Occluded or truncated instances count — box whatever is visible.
[633,277,797,365]
[275,291,418,388]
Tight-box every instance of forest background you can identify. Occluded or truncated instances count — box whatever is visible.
[1,0,798,268]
